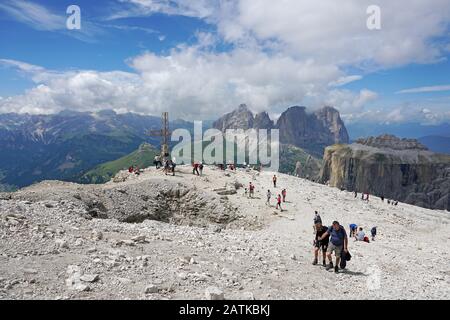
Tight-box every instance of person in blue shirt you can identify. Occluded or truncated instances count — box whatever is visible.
[349,223,358,237]
[319,221,348,273]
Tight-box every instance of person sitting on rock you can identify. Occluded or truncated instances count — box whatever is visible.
[355,227,365,241]
[319,221,348,273]
[313,222,330,266]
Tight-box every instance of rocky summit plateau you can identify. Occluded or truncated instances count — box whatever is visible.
[0,165,449,300]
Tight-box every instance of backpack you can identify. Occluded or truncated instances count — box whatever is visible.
[340,250,352,269]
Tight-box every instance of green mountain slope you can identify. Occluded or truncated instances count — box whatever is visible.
[80,143,159,184]
[279,144,323,178]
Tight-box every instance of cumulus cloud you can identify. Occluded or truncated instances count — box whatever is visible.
[213,0,450,67]
[1,0,450,124]
[0,48,343,119]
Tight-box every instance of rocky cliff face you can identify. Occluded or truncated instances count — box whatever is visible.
[314,106,350,145]
[319,135,450,211]
[276,106,349,155]
[213,104,349,157]
[212,104,255,131]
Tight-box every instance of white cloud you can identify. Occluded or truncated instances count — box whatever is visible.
[1,0,450,125]
[113,0,450,68]
[213,0,450,68]
[322,89,378,114]
[397,85,450,94]
[109,0,216,20]
[0,47,344,118]
[329,75,363,87]
[0,0,103,42]
[0,0,63,31]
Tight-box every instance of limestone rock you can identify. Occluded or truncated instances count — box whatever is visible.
[205,286,225,300]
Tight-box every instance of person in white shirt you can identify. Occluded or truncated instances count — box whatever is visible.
[355,227,365,241]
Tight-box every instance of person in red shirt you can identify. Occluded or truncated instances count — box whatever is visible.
[193,162,200,176]
[282,189,287,202]
[276,194,282,211]
[249,182,255,198]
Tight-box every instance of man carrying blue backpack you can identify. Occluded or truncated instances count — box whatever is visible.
[319,221,348,273]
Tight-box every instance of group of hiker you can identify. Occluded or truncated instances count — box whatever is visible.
[266,175,286,211]
[245,175,287,211]
[355,191,400,207]
[349,223,377,242]
[153,154,176,176]
[192,162,204,176]
[128,165,141,175]
[313,211,378,273]
[355,191,370,201]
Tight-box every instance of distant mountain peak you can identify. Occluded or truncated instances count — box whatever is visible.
[237,103,250,112]
[96,109,117,117]
[355,134,428,151]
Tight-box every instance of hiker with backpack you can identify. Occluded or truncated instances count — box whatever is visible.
[371,227,377,241]
[355,227,366,241]
[313,211,322,233]
[319,221,348,273]
[313,221,330,266]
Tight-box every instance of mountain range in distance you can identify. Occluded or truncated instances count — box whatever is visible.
[0,106,448,192]
[347,122,450,154]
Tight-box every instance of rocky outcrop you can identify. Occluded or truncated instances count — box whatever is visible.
[212,104,255,131]
[319,135,450,210]
[355,134,428,151]
[276,106,349,156]
[253,112,274,129]
[213,104,349,157]
[314,106,350,146]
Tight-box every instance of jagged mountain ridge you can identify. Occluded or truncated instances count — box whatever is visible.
[212,104,349,157]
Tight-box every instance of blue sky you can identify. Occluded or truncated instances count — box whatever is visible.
[0,0,449,125]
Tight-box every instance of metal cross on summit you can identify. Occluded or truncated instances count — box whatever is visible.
[147,112,171,157]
